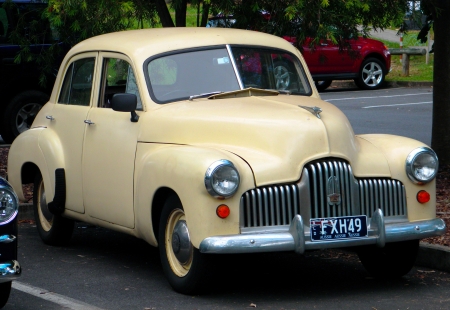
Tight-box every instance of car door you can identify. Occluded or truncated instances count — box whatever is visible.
[45,53,98,214]
[82,52,142,228]
[302,38,355,75]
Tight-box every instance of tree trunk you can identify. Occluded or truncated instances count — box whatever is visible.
[200,2,210,27]
[431,1,450,164]
[154,0,174,27]
[175,0,187,27]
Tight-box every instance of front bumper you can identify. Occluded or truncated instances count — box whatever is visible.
[0,260,21,283]
[199,209,446,254]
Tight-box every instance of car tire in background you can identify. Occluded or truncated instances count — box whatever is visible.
[0,282,11,309]
[314,80,332,92]
[273,61,292,90]
[354,57,386,90]
[357,239,419,278]
[158,195,212,295]
[1,91,48,144]
[33,172,74,246]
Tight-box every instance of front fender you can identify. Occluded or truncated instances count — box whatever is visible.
[134,143,255,248]
[358,134,436,222]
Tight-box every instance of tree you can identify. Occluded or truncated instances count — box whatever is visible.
[419,0,450,165]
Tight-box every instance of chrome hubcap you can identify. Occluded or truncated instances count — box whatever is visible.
[171,220,192,265]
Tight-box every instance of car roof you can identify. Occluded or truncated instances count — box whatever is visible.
[68,28,299,62]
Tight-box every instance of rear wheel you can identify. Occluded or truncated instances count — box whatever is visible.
[158,195,211,294]
[33,172,74,246]
[1,91,48,144]
[314,80,332,91]
[354,57,386,90]
[357,240,419,278]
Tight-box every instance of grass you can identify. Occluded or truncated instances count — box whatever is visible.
[379,31,433,82]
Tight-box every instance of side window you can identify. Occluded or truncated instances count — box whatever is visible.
[101,58,142,110]
[58,58,95,106]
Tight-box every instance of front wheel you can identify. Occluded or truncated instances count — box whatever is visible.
[0,282,11,308]
[354,57,386,90]
[1,91,48,144]
[357,240,419,278]
[33,172,74,246]
[158,195,211,294]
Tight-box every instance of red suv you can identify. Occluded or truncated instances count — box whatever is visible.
[207,15,391,91]
[283,36,391,91]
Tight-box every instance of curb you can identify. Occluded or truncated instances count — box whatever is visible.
[328,80,433,90]
[17,203,449,274]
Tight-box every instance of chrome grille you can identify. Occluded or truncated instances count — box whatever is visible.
[241,159,407,229]
[241,184,300,227]
[359,179,406,217]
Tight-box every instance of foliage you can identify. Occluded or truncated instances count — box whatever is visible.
[210,0,409,51]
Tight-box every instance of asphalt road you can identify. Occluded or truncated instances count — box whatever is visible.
[7,222,450,310]
[321,84,433,145]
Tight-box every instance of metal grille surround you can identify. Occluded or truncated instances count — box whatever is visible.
[241,159,406,229]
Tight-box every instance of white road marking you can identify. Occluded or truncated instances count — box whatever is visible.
[362,101,432,109]
[325,92,431,101]
[12,281,105,310]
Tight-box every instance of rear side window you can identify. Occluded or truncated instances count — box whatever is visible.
[58,58,95,106]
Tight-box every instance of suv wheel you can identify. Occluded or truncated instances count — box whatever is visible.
[315,80,332,92]
[1,91,48,144]
[354,58,386,90]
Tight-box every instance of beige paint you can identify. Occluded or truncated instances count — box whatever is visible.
[7,28,438,249]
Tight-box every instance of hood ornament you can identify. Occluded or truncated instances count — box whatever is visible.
[299,106,322,119]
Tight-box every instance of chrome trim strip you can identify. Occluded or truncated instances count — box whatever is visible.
[226,45,244,89]
[0,235,16,243]
[199,210,446,254]
[0,260,21,282]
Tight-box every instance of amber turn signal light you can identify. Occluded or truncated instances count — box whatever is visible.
[216,205,230,218]
[417,190,430,204]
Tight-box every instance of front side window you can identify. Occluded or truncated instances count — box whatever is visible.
[58,58,95,106]
[146,46,311,104]
[100,58,142,110]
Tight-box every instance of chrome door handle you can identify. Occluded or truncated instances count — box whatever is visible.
[84,120,95,125]
[46,115,54,121]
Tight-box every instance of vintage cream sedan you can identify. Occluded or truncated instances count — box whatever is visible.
[7,28,445,294]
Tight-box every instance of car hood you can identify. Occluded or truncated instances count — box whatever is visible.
[139,94,391,186]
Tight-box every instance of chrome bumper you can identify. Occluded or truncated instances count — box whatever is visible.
[0,260,21,283]
[199,209,446,254]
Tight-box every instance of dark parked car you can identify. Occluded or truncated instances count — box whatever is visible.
[0,0,64,144]
[0,177,21,308]
[207,14,391,91]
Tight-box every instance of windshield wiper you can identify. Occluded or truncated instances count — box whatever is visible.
[189,91,223,101]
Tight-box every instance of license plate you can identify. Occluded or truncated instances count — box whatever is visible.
[310,215,368,241]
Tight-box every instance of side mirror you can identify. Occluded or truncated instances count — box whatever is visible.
[111,93,139,123]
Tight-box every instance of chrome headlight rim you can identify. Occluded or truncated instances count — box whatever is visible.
[0,178,19,225]
[405,147,439,184]
[205,159,240,199]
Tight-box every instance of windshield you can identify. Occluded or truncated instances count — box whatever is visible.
[146,46,311,103]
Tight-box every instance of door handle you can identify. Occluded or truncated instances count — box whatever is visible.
[84,120,95,125]
[46,115,54,121]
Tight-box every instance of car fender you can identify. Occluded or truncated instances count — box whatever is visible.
[8,127,65,203]
[358,134,436,222]
[134,143,256,248]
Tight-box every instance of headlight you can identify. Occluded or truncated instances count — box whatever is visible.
[0,178,19,225]
[205,160,240,198]
[405,147,439,184]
